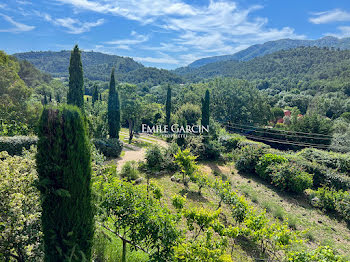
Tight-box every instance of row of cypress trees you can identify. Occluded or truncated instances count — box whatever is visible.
[36,44,209,261]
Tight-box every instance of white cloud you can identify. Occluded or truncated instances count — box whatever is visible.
[16,1,32,5]
[325,26,350,38]
[105,31,149,45]
[0,13,34,32]
[141,43,189,53]
[41,12,104,34]
[133,54,179,65]
[55,0,196,21]
[54,0,306,66]
[310,9,350,24]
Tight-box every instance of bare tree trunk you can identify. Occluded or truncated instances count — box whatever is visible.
[122,240,127,262]
[128,119,133,144]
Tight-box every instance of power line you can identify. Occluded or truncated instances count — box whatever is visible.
[218,120,333,138]
[224,123,331,141]
[241,133,331,149]
[221,124,346,150]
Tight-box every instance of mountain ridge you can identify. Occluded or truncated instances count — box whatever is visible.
[184,36,350,69]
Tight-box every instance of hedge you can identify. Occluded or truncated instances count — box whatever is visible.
[0,136,38,155]
[286,155,350,190]
[298,148,350,174]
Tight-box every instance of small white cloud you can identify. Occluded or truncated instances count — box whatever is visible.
[0,13,34,33]
[133,56,179,65]
[105,32,149,46]
[115,45,131,50]
[16,1,32,5]
[132,51,179,64]
[37,12,104,34]
[325,26,350,38]
[310,9,350,24]
[54,17,104,34]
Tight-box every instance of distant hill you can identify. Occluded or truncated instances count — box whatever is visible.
[185,36,350,69]
[13,50,183,84]
[174,46,350,83]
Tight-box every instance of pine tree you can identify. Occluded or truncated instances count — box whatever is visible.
[201,89,210,130]
[92,84,98,105]
[165,85,171,129]
[36,105,94,262]
[67,45,84,110]
[108,68,120,139]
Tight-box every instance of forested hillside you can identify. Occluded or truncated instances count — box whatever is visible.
[14,51,183,84]
[185,36,350,68]
[14,51,142,79]
[175,47,350,84]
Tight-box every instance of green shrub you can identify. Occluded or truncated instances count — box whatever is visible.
[256,153,287,180]
[287,155,350,190]
[306,187,337,211]
[145,144,164,171]
[120,161,140,181]
[219,134,244,152]
[267,162,313,193]
[237,139,271,150]
[336,192,350,224]
[36,105,94,261]
[306,187,350,223]
[235,144,267,173]
[0,150,43,261]
[144,143,179,173]
[0,136,38,155]
[186,136,223,161]
[298,147,350,174]
[288,246,346,261]
[92,138,123,158]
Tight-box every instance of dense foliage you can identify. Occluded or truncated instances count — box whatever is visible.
[36,105,94,261]
[0,136,38,155]
[0,149,42,261]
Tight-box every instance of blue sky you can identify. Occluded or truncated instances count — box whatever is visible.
[1,0,350,69]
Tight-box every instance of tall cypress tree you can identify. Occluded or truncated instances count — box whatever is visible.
[67,45,84,110]
[165,86,171,128]
[92,84,98,105]
[116,89,121,138]
[108,68,120,138]
[43,94,48,105]
[201,89,210,129]
[36,105,94,262]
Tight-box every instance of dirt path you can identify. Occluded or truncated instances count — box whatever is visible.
[110,133,167,170]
